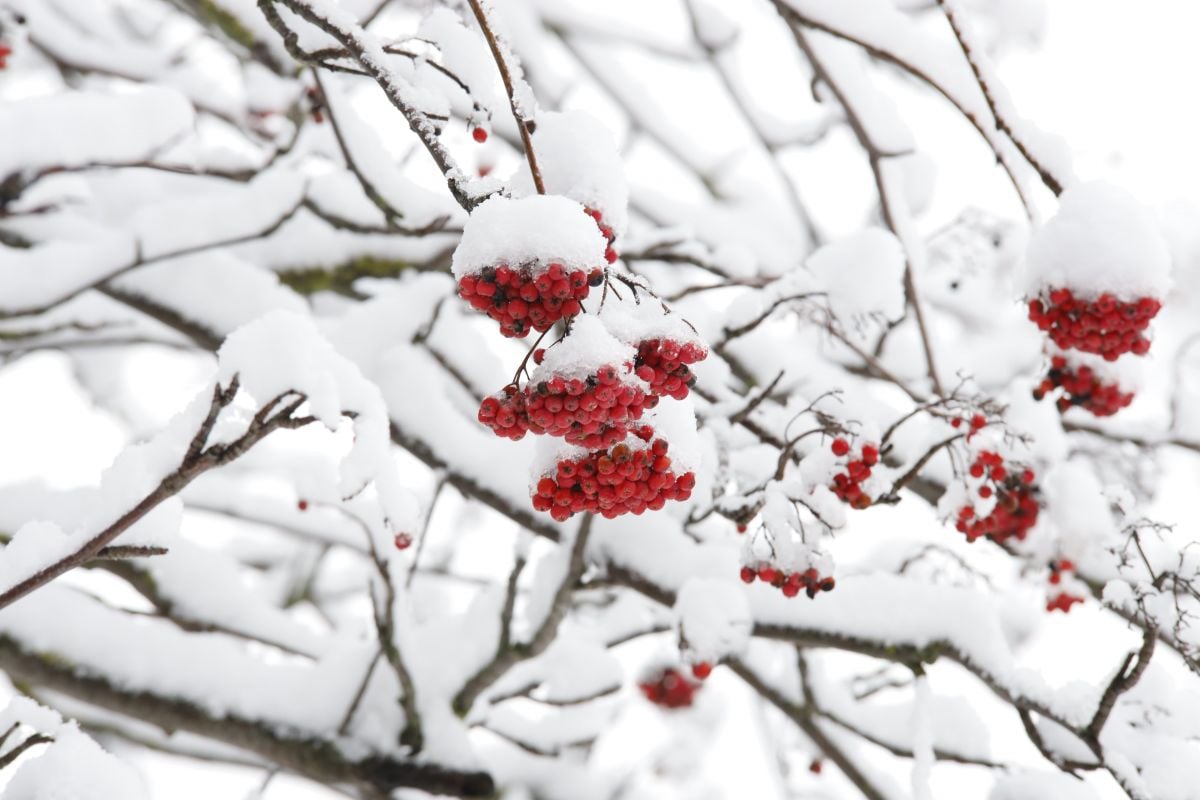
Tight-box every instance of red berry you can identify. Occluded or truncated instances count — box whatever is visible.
[831,438,850,457]
[691,662,712,680]
[472,126,488,143]
[394,532,413,550]
[297,499,309,511]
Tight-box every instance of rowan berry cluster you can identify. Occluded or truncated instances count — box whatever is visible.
[478,366,654,448]
[634,339,706,401]
[584,206,618,264]
[828,437,879,509]
[531,434,695,521]
[954,451,1039,544]
[739,563,836,599]
[459,263,604,339]
[638,667,699,709]
[1033,355,1134,417]
[1045,559,1085,613]
[1028,289,1161,361]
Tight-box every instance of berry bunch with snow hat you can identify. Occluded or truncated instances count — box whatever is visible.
[452,114,706,521]
[1025,182,1170,416]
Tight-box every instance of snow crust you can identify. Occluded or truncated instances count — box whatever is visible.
[451,195,607,278]
[1024,181,1172,299]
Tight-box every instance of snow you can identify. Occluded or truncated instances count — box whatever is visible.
[509,110,631,238]
[596,294,705,350]
[531,314,636,383]
[217,311,418,532]
[989,770,1098,800]
[1024,181,1173,298]
[130,170,306,261]
[418,7,505,114]
[0,88,193,180]
[806,229,907,321]
[450,194,608,278]
[0,230,137,315]
[673,577,752,662]
[111,252,308,337]
[3,726,148,800]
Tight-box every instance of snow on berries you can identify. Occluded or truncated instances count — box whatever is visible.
[638,667,699,709]
[952,451,1040,544]
[1024,182,1170,361]
[1045,559,1085,613]
[598,295,709,402]
[828,438,879,509]
[1033,354,1134,417]
[452,195,608,338]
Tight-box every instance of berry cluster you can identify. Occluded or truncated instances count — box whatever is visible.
[584,206,618,265]
[634,339,707,401]
[531,434,695,521]
[1033,355,1134,417]
[954,452,1039,543]
[458,263,604,338]
[829,438,879,509]
[949,413,988,439]
[478,367,654,447]
[739,564,836,599]
[1046,559,1085,613]
[1028,289,1162,361]
[638,668,699,709]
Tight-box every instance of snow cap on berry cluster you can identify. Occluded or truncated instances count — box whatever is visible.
[508,110,630,238]
[596,293,706,351]
[450,194,607,279]
[530,313,637,383]
[806,229,907,321]
[674,577,752,663]
[1023,181,1172,299]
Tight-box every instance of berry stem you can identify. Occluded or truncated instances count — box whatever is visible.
[510,327,552,387]
[466,0,546,195]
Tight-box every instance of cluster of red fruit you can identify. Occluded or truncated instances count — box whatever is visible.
[477,365,655,448]
[634,339,706,401]
[0,44,11,70]
[1033,355,1133,417]
[638,667,700,709]
[953,451,1039,544]
[949,412,989,439]
[1028,289,1161,361]
[458,263,604,338]
[584,206,618,265]
[828,437,879,509]
[532,434,695,521]
[739,563,836,599]
[1046,559,1085,613]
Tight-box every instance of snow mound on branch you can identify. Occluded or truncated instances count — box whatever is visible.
[0,87,193,178]
[674,577,752,662]
[806,229,907,321]
[532,314,636,383]
[509,110,630,238]
[1024,181,1172,299]
[218,311,417,530]
[451,194,607,278]
[989,770,1098,800]
[4,726,148,800]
